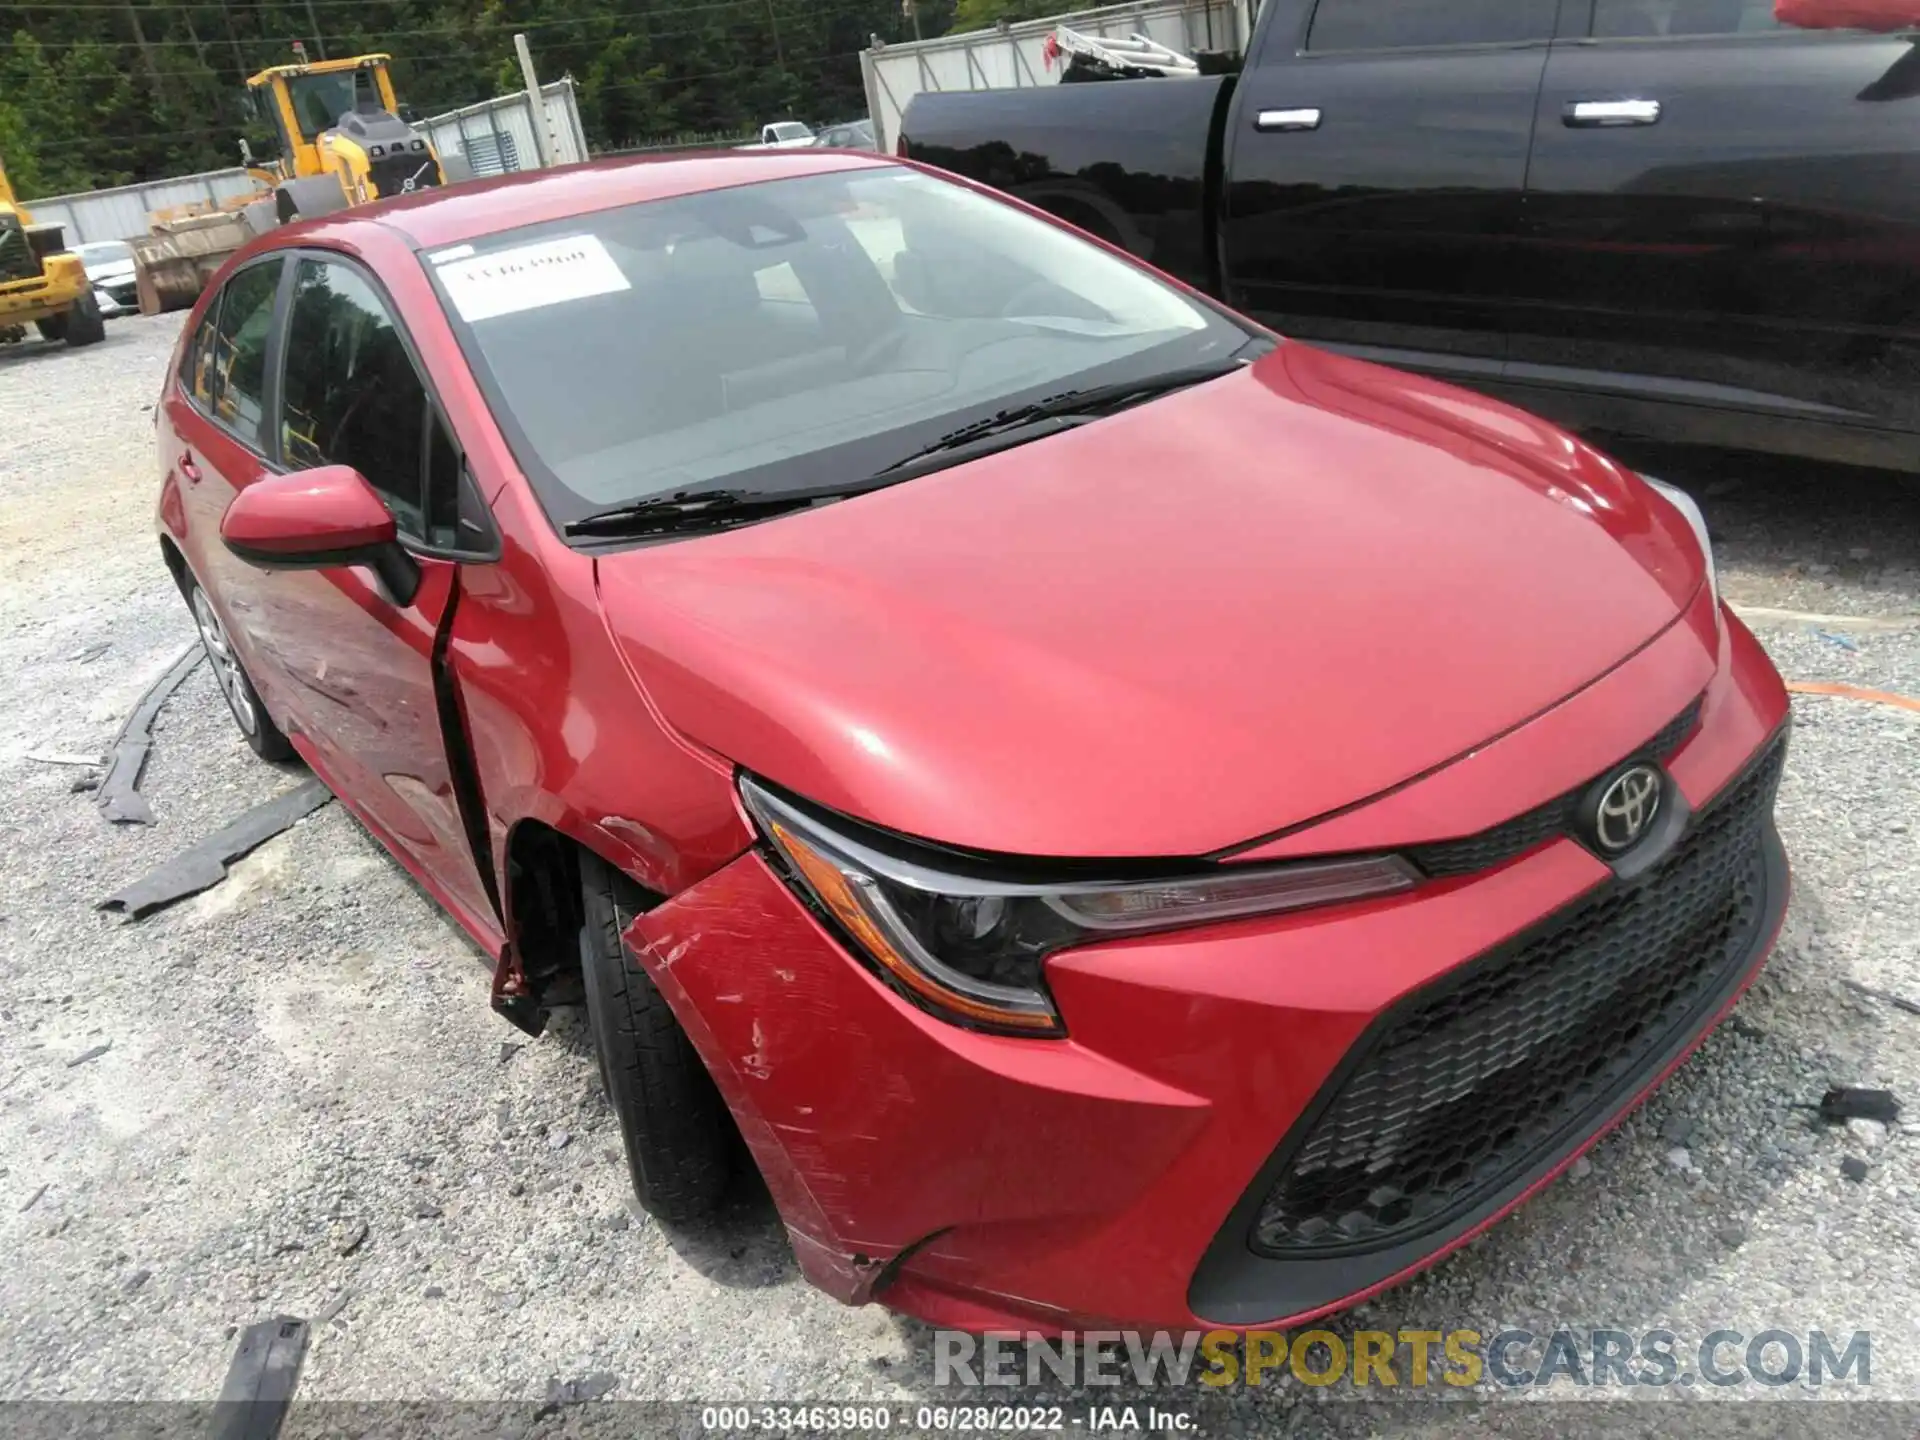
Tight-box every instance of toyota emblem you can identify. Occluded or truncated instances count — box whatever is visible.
[1590,764,1664,855]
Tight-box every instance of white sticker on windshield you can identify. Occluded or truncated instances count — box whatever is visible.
[437,234,630,322]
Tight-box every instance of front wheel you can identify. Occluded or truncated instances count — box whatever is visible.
[186,579,294,761]
[63,291,105,348]
[577,850,733,1222]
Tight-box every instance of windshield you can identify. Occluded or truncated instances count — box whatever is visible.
[75,241,133,266]
[426,165,1253,530]
[769,122,812,141]
[285,72,361,137]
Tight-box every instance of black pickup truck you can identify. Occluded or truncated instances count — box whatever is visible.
[901,0,1920,475]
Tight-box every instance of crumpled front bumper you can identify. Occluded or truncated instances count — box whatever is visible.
[623,610,1790,1332]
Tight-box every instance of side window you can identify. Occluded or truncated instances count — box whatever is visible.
[1592,0,1788,36]
[181,296,221,406]
[423,411,465,551]
[279,257,432,537]
[1306,0,1559,51]
[204,260,282,450]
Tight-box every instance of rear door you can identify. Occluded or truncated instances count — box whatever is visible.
[163,256,290,709]
[1513,1,1920,455]
[253,251,501,938]
[1220,0,1559,371]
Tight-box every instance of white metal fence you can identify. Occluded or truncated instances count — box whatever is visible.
[421,79,589,178]
[25,171,261,247]
[24,79,590,243]
[862,0,1251,154]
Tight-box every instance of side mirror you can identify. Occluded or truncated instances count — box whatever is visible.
[221,465,419,604]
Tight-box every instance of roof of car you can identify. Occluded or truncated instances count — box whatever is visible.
[351,149,897,250]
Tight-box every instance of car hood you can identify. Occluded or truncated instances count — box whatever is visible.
[85,260,136,282]
[597,344,1704,858]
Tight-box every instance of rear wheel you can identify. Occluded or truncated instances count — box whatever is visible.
[186,579,295,761]
[576,850,733,1222]
[63,291,105,348]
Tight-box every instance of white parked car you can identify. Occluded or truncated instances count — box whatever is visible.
[71,240,138,317]
[812,119,877,151]
[737,121,815,150]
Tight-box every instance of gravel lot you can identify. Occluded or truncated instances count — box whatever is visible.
[1,314,1917,1434]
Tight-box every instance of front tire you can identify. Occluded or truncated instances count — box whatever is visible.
[577,850,732,1222]
[63,291,105,348]
[35,313,68,343]
[185,578,294,761]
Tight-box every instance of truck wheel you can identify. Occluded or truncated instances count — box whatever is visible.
[274,176,350,225]
[63,291,105,348]
[576,849,733,1222]
[35,314,68,343]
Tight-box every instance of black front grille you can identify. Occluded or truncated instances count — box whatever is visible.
[368,151,443,200]
[1250,731,1784,1257]
[0,218,41,284]
[1410,697,1702,879]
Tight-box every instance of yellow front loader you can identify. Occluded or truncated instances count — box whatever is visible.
[244,52,467,223]
[0,154,105,348]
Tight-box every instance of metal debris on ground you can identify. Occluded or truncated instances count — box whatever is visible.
[19,1183,48,1213]
[66,1041,111,1068]
[94,643,203,824]
[97,779,332,920]
[213,1316,310,1440]
[1814,630,1862,651]
[24,749,105,767]
[1843,977,1920,1017]
[1817,1086,1902,1125]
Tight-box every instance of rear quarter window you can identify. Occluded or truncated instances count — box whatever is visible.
[1591,0,1792,36]
[1306,0,1559,50]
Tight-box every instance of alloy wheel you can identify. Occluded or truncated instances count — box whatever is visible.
[190,588,259,738]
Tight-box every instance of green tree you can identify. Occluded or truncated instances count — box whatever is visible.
[950,0,1054,29]
[0,0,947,193]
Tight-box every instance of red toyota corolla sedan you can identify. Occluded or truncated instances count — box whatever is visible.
[155,151,1789,1333]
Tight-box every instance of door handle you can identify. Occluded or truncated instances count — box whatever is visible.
[180,452,202,484]
[1564,99,1661,127]
[1255,107,1322,132]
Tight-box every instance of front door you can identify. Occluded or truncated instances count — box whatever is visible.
[1220,0,1559,371]
[252,251,500,939]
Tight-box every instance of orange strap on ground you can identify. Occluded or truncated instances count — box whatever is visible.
[1786,680,1920,714]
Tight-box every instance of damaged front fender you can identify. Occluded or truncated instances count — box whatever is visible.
[622,850,1207,1307]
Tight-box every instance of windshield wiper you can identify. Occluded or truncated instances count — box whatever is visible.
[563,481,868,538]
[872,357,1251,476]
[564,358,1254,539]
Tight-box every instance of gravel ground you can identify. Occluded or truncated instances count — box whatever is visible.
[1,316,1917,1434]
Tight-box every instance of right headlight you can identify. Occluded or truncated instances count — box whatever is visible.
[741,777,1419,1037]
[1642,475,1718,610]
